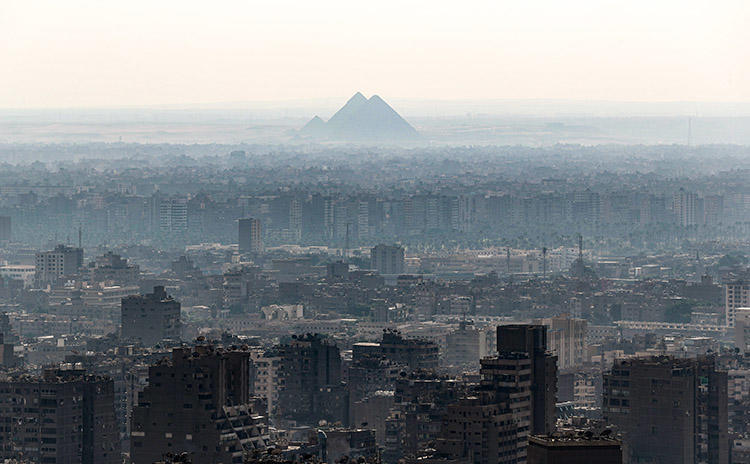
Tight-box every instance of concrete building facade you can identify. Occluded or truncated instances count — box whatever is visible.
[120,286,181,346]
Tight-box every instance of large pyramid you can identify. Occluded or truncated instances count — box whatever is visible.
[300,92,419,142]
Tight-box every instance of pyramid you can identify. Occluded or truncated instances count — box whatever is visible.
[300,92,419,142]
[299,115,327,136]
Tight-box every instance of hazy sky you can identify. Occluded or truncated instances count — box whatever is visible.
[1,0,748,109]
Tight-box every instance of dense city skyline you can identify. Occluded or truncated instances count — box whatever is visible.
[1,1,749,463]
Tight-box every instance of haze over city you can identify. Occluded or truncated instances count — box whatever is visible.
[0,2,749,464]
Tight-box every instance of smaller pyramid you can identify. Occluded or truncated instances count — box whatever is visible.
[299,92,419,142]
[299,115,327,137]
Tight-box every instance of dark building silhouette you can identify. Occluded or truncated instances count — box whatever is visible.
[370,244,405,275]
[434,327,557,464]
[0,367,119,464]
[326,260,349,281]
[276,334,345,425]
[120,286,181,346]
[130,344,268,464]
[527,434,622,464]
[437,358,534,464]
[384,375,470,463]
[497,324,558,435]
[238,217,262,254]
[437,397,523,464]
[603,355,728,464]
[0,332,18,367]
[352,329,439,371]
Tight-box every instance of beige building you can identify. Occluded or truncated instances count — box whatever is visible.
[250,348,282,417]
[735,307,750,353]
[725,280,749,327]
[534,314,588,369]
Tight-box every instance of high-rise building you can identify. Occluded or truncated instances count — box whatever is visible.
[443,321,492,368]
[0,367,119,464]
[673,188,698,227]
[370,244,405,275]
[0,216,10,241]
[249,348,282,418]
[435,325,557,464]
[527,434,622,464]
[35,244,84,285]
[497,324,558,435]
[120,286,181,346]
[703,194,724,225]
[533,315,588,370]
[385,375,471,463]
[131,344,269,464]
[736,307,750,353]
[159,197,188,234]
[276,334,345,425]
[724,279,749,327]
[0,332,18,367]
[238,217,263,254]
[437,393,531,464]
[603,355,728,464]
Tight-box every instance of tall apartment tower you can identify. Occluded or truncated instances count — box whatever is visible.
[370,244,405,275]
[120,286,181,346]
[736,307,750,353]
[724,279,749,327]
[533,315,588,369]
[603,355,728,464]
[276,334,345,425]
[496,324,558,435]
[437,327,554,464]
[159,197,188,234]
[131,344,269,464]
[0,367,119,464]
[437,392,532,464]
[673,188,698,227]
[238,217,263,254]
[35,244,84,285]
[0,216,10,241]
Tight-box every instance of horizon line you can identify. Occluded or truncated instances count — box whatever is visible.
[3,97,750,113]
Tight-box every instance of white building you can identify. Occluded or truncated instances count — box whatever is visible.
[735,307,750,353]
[725,280,749,327]
[0,265,35,287]
[534,314,588,369]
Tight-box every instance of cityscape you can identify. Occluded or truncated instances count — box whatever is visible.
[1,1,749,463]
